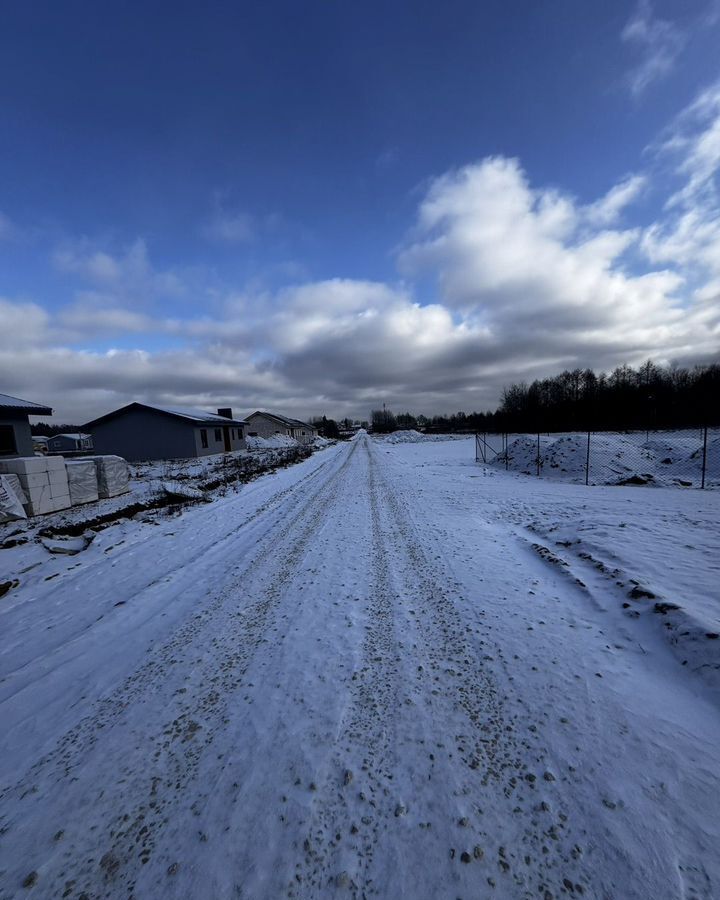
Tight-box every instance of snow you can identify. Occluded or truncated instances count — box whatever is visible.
[488,429,719,488]
[246,434,299,449]
[0,435,718,899]
[381,429,470,443]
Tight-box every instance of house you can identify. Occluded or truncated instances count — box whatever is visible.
[0,393,53,458]
[83,403,248,461]
[47,433,94,454]
[245,411,318,445]
[32,435,49,454]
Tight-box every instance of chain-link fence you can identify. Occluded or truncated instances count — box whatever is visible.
[475,427,718,489]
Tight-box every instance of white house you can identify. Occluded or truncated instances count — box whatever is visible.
[245,411,318,445]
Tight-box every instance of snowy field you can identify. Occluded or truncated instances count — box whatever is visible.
[0,435,718,899]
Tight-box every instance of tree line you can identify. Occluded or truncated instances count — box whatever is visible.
[497,361,719,431]
[370,361,719,434]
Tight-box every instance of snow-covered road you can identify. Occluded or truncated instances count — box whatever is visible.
[1,435,718,899]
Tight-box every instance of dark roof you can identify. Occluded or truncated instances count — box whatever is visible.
[84,402,248,429]
[247,410,317,430]
[0,393,52,415]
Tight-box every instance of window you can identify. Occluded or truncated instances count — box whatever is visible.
[214,428,222,442]
[0,425,17,456]
[200,429,208,448]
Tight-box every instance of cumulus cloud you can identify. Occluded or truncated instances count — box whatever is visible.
[621,0,686,97]
[2,82,720,423]
[396,156,718,386]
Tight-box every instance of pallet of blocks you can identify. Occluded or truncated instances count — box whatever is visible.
[65,459,100,505]
[84,455,130,498]
[0,456,71,515]
[0,474,28,521]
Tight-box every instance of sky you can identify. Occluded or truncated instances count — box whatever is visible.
[1,0,719,424]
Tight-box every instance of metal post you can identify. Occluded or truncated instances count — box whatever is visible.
[536,433,540,477]
[701,425,708,490]
[585,431,591,486]
[505,433,509,471]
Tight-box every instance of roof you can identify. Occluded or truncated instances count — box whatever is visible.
[0,393,52,415]
[84,402,248,429]
[247,410,317,430]
[51,433,91,440]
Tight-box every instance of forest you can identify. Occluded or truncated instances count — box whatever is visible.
[371,361,720,434]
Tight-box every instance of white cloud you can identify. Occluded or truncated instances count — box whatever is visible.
[641,80,720,283]
[53,238,185,300]
[3,83,720,422]
[584,174,647,226]
[201,210,255,244]
[399,156,716,372]
[0,297,50,348]
[621,0,686,97]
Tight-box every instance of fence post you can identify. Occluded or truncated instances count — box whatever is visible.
[505,433,509,471]
[701,425,708,489]
[585,431,591,486]
[536,433,540,477]
[475,432,479,463]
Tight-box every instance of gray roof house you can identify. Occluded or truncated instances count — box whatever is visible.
[1,393,53,458]
[47,433,94,454]
[245,411,318,445]
[83,403,248,461]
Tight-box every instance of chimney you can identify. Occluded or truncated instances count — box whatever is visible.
[217,408,233,419]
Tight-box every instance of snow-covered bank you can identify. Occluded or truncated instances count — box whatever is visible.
[377,429,470,444]
[487,429,719,488]
[0,436,718,899]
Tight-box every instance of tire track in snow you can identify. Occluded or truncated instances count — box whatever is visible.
[0,442,361,900]
[358,440,591,899]
[291,440,403,897]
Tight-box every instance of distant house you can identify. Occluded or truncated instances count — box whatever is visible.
[83,403,248,461]
[47,433,94,454]
[0,393,53,458]
[245,411,318,445]
[32,435,49,454]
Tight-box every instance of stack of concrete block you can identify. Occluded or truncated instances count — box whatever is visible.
[0,456,71,516]
[85,455,130,498]
[65,459,99,505]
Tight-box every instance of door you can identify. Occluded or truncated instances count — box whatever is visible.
[223,426,232,451]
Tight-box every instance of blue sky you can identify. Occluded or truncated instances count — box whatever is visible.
[1,0,719,422]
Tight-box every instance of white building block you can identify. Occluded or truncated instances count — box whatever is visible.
[0,457,51,475]
[16,472,51,490]
[85,455,130,498]
[66,460,99,505]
